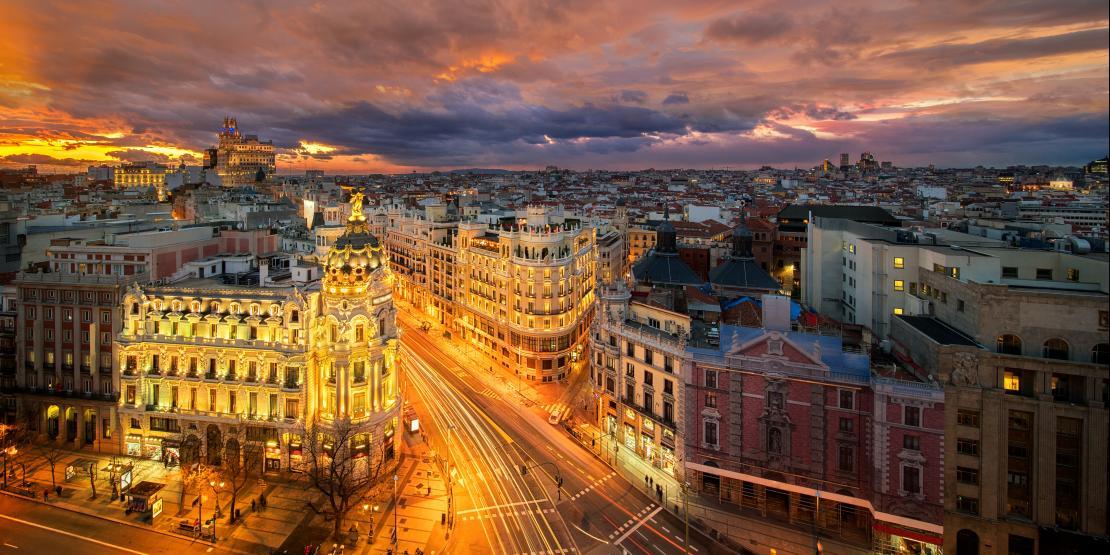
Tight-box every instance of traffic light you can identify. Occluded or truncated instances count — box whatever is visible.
[556,476,563,488]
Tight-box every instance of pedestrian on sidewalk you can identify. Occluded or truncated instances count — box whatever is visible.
[260,492,267,509]
[251,499,257,512]
[43,489,49,501]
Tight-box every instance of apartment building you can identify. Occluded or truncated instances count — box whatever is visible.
[889,251,1109,554]
[803,218,1009,338]
[381,203,596,382]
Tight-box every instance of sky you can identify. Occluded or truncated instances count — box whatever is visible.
[0,0,1107,174]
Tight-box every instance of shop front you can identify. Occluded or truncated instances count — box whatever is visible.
[141,437,162,461]
[162,439,181,468]
[125,434,142,457]
[264,440,281,472]
[287,435,303,472]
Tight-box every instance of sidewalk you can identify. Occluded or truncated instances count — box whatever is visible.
[3,443,310,553]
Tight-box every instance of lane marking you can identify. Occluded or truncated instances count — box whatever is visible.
[0,513,149,554]
[3,543,19,549]
[457,498,548,515]
[613,506,663,547]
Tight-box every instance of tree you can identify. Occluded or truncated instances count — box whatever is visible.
[179,459,214,511]
[86,461,98,499]
[300,416,394,539]
[35,442,68,490]
[213,425,263,523]
[1,423,30,488]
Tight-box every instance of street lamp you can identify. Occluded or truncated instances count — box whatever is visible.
[1,446,16,488]
[682,481,691,552]
[392,474,399,550]
[445,424,458,529]
[209,479,225,541]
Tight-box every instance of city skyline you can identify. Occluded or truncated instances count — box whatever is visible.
[1,0,1108,174]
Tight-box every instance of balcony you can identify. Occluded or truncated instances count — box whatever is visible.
[282,382,301,392]
[98,366,112,375]
[1,384,118,402]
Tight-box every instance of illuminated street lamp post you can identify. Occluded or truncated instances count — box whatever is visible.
[209,479,225,540]
[446,424,456,529]
[392,474,399,550]
[2,446,16,488]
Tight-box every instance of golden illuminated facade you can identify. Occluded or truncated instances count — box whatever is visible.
[116,193,399,470]
[383,204,596,382]
[456,206,596,382]
[213,117,276,186]
[114,162,168,196]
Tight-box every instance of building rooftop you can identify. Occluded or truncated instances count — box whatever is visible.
[897,315,981,346]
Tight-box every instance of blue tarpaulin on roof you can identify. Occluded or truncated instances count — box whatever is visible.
[719,296,803,320]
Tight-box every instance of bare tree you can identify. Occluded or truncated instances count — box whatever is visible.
[213,425,263,523]
[179,459,214,511]
[1,423,31,488]
[86,461,98,499]
[35,442,69,491]
[300,416,394,539]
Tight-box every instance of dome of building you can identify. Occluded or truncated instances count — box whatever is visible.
[324,192,388,294]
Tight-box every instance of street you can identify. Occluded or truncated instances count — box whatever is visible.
[399,309,712,555]
[0,493,227,554]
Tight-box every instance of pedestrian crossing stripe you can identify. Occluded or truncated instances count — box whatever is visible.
[569,471,617,499]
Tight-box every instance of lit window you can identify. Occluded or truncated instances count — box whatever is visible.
[849,244,856,253]
[893,257,904,269]
[1004,370,1021,392]
[894,280,905,291]
[893,308,904,315]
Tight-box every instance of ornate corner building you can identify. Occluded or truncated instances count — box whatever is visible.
[114,194,400,472]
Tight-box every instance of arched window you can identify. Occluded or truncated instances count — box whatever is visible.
[956,529,979,555]
[996,334,1022,355]
[1093,343,1110,365]
[1042,338,1069,360]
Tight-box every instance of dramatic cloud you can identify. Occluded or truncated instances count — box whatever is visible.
[662,93,690,106]
[0,0,1106,172]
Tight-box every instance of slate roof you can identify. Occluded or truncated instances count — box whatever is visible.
[709,257,780,291]
[898,315,981,347]
[632,251,704,286]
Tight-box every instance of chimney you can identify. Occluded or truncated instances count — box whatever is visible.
[761,294,791,332]
[259,256,269,286]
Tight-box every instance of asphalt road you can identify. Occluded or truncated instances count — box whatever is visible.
[0,493,225,554]
[398,313,712,555]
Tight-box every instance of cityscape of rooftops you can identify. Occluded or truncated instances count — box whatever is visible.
[0,2,1107,555]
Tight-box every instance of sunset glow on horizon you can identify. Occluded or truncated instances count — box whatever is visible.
[1,0,1107,173]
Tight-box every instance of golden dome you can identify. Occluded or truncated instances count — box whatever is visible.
[323,191,387,294]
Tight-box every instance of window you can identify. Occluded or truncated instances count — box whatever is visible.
[997,334,1022,355]
[705,393,717,408]
[1093,343,1110,365]
[1004,370,1023,393]
[838,417,854,433]
[903,435,920,451]
[1066,268,1079,281]
[957,299,965,312]
[704,420,718,447]
[1035,268,1053,280]
[893,308,904,315]
[893,257,904,269]
[956,496,979,515]
[957,409,980,428]
[904,406,921,427]
[956,438,980,456]
[1002,266,1018,278]
[839,390,854,410]
[1042,338,1069,360]
[893,280,905,291]
[902,465,921,495]
[767,427,783,454]
[956,467,979,485]
[837,445,855,472]
[704,370,717,389]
